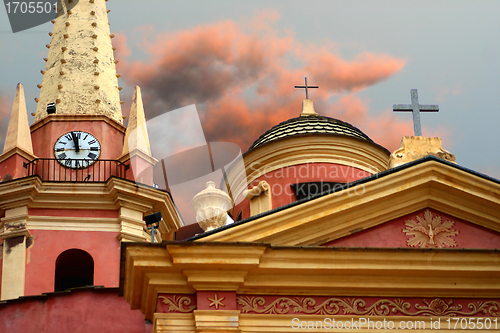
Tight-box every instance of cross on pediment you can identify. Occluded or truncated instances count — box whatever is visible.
[393,89,439,136]
[295,77,318,100]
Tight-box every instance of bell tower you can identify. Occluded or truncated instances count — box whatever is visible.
[0,0,182,301]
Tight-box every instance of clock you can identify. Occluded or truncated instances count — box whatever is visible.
[54,131,101,169]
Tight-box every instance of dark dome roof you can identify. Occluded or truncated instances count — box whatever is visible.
[249,114,374,149]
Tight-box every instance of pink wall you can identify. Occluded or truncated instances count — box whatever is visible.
[323,208,500,249]
[25,229,121,296]
[234,163,372,220]
[0,289,151,333]
[31,120,124,160]
[28,208,119,218]
[0,154,31,180]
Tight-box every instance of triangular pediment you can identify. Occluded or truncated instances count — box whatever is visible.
[196,157,500,246]
[323,207,500,249]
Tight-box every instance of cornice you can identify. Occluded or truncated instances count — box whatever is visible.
[201,160,500,245]
[30,114,126,134]
[0,147,38,164]
[123,242,500,320]
[27,216,120,232]
[0,176,183,233]
[117,149,158,165]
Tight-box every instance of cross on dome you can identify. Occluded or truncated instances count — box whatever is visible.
[294,77,318,100]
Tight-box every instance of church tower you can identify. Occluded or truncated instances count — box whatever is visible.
[0,0,182,301]
[35,0,123,124]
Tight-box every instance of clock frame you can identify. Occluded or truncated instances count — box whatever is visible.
[54,131,101,169]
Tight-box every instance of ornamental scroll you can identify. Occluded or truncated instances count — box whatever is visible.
[237,296,500,317]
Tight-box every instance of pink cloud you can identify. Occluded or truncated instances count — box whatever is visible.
[113,11,409,153]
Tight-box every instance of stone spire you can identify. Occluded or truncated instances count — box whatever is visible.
[3,83,33,154]
[35,0,123,124]
[122,86,151,156]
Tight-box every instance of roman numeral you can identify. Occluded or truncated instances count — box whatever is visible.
[88,139,97,145]
[84,134,88,140]
[88,153,97,160]
[76,132,81,139]
[90,147,99,151]
[76,161,81,168]
[64,134,73,141]
[55,148,64,152]
[58,153,67,160]
[65,160,72,167]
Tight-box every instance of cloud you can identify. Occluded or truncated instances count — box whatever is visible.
[436,81,463,103]
[114,11,407,153]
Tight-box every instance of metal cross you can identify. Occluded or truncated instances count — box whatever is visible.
[393,89,439,136]
[295,77,318,100]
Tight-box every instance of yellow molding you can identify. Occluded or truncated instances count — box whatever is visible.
[201,160,500,245]
[0,146,37,164]
[153,313,195,332]
[30,114,126,133]
[153,313,485,333]
[117,148,158,165]
[26,216,119,232]
[123,242,500,321]
[0,176,183,234]
[194,310,241,332]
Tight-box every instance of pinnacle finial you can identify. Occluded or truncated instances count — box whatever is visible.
[122,86,152,156]
[3,83,33,154]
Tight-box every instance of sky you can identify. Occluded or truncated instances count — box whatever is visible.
[0,0,499,184]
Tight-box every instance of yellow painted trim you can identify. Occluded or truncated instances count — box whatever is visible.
[27,216,120,232]
[0,146,37,164]
[0,176,183,235]
[30,114,126,134]
[123,242,500,321]
[203,160,500,246]
[153,313,477,333]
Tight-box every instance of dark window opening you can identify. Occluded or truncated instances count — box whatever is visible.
[54,249,94,292]
[291,182,346,201]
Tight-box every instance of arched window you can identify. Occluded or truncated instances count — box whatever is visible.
[54,249,94,292]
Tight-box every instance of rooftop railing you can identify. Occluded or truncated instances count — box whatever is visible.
[24,158,129,182]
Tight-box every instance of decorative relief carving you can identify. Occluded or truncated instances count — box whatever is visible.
[237,296,500,317]
[208,294,225,310]
[403,209,458,248]
[158,295,197,313]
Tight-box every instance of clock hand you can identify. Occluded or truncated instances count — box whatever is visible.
[72,132,80,153]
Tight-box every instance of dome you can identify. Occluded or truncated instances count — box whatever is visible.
[249,114,374,150]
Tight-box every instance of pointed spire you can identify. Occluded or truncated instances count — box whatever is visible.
[3,83,33,154]
[34,0,123,124]
[122,86,151,156]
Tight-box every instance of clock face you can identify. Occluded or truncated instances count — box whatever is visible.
[54,131,101,169]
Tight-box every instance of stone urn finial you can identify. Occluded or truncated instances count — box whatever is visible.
[191,181,233,232]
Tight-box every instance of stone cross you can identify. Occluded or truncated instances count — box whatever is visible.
[393,89,439,136]
[295,77,318,100]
